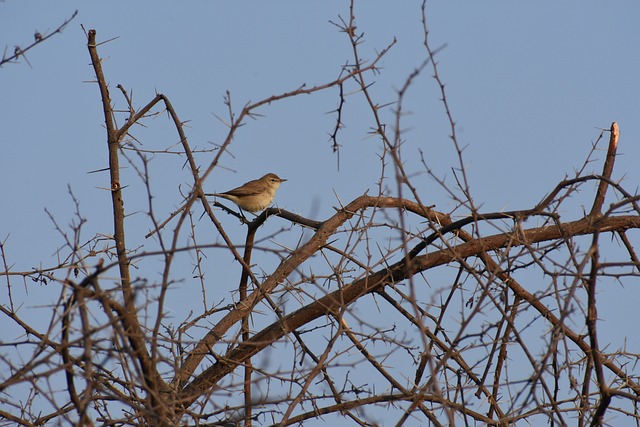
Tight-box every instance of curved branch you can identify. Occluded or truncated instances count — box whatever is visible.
[178,199,640,406]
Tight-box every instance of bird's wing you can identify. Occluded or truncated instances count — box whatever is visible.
[222,179,262,197]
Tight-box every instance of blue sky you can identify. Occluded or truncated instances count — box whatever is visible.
[2,1,640,424]
[3,3,639,234]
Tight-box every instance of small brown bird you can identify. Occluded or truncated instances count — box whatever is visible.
[209,173,287,212]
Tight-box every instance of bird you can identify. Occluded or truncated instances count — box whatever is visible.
[208,173,287,213]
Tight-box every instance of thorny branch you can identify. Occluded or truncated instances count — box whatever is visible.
[1,10,78,68]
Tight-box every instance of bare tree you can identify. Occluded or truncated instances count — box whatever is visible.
[2,3,640,426]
